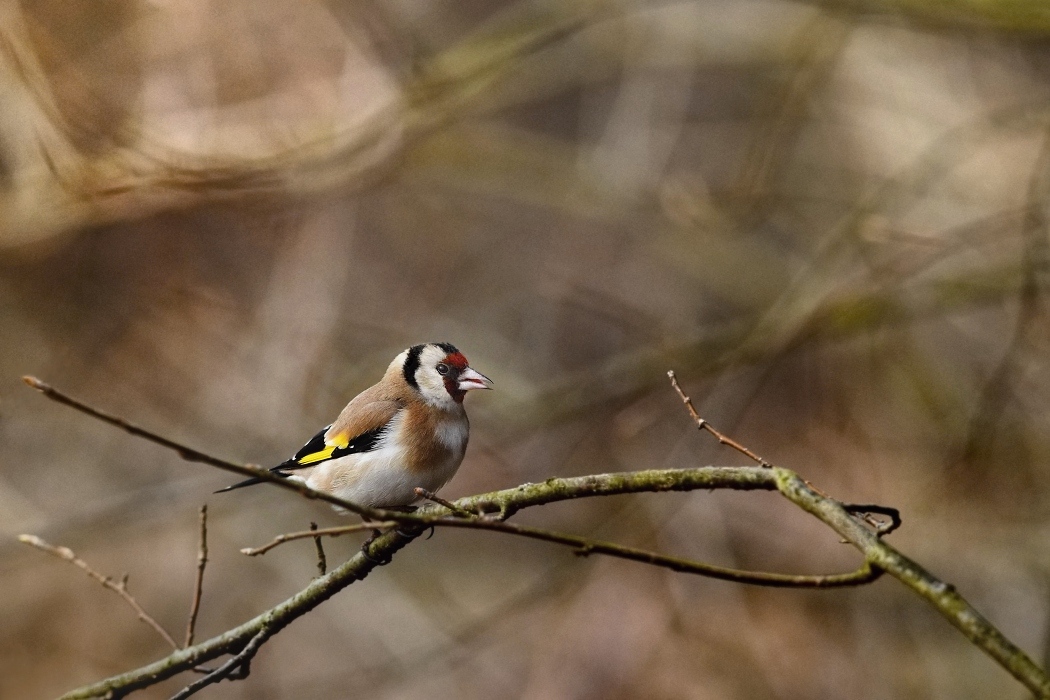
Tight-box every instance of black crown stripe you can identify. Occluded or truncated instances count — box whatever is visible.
[435,342,459,355]
[403,344,425,389]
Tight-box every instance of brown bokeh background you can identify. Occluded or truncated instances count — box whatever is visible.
[2,1,1050,698]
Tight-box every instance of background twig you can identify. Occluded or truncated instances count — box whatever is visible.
[667,371,772,467]
[184,505,208,648]
[18,535,180,652]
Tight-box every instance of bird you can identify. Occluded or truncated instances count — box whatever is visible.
[215,342,492,510]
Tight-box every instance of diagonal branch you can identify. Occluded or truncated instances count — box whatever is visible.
[59,527,419,700]
[774,470,1050,696]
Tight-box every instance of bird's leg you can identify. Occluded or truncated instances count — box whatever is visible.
[359,521,390,565]
[382,505,435,539]
[381,505,431,538]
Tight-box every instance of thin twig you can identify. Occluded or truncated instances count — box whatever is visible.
[421,516,881,588]
[414,487,478,518]
[19,534,180,651]
[168,625,274,700]
[667,371,772,467]
[185,505,208,648]
[310,523,326,577]
[666,372,903,539]
[240,522,396,557]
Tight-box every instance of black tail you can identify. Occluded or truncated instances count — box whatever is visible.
[214,477,267,494]
[214,468,290,494]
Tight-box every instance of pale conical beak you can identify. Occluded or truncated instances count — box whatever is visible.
[458,366,493,391]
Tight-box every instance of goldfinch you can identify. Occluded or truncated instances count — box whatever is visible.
[216,343,492,508]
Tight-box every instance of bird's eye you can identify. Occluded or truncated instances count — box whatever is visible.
[436,363,450,375]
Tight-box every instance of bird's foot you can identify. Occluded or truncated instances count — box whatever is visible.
[360,529,392,566]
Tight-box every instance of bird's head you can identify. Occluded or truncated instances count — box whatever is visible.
[396,342,492,408]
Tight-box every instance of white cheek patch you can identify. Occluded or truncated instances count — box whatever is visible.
[414,345,459,408]
[416,369,447,403]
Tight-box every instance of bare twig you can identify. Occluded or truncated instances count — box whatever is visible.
[309,523,326,577]
[414,487,478,518]
[184,505,208,648]
[240,523,396,557]
[18,535,180,651]
[169,625,275,700]
[668,372,902,538]
[426,516,880,588]
[667,371,772,467]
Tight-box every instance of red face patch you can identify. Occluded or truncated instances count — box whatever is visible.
[442,352,469,403]
[443,352,468,370]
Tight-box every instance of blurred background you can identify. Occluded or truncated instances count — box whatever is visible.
[2,0,1049,698]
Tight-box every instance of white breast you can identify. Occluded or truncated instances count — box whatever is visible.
[435,417,469,453]
[297,410,469,509]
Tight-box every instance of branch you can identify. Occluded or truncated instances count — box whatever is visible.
[55,464,1050,699]
[18,535,180,652]
[414,515,882,588]
[774,470,1050,696]
[54,468,781,700]
[59,527,419,700]
[169,624,275,700]
[25,377,1050,699]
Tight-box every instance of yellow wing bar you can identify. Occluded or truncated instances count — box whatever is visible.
[296,445,337,465]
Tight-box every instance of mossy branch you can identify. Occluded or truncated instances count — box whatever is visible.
[50,463,1050,700]
[21,377,1050,699]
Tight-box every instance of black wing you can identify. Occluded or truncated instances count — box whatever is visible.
[214,423,387,494]
[278,424,387,472]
